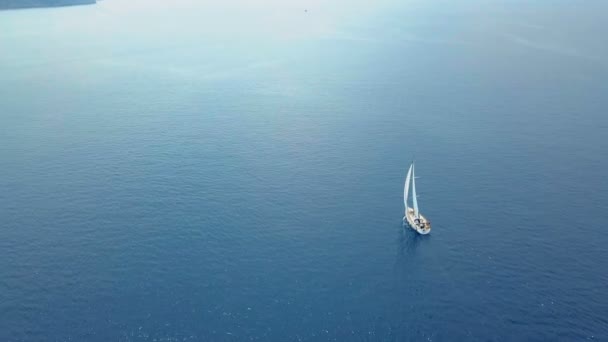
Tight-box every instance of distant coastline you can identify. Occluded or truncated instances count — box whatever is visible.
[0,0,96,10]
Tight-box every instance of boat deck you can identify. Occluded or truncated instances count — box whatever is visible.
[405,208,431,234]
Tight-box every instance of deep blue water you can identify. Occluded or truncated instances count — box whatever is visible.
[1,1,608,341]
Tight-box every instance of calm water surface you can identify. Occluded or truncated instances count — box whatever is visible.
[1,0,607,340]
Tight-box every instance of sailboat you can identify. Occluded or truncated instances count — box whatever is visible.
[403,162,431,235]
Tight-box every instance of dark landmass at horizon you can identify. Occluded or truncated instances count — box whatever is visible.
[0,0,95,10]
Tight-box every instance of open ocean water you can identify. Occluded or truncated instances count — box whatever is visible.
[1,0,607,340]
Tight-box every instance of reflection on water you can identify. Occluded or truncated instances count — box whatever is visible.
[401,220,430,253]
[394,219,431,269]
[392,220,433,304]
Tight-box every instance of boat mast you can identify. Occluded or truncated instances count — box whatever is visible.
[412,163,419,218]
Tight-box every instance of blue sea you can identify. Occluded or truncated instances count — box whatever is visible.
[1,0,607,340]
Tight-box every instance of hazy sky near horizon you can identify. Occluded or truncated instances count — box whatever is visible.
[1,0,607,77]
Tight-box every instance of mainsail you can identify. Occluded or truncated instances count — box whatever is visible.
[412,163,419,218]
[404,164,412,211]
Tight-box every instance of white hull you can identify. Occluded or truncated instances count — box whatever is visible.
[404,208,431,235]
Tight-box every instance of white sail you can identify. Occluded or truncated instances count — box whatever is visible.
[412,163,419,218]
[404,164,412,211]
